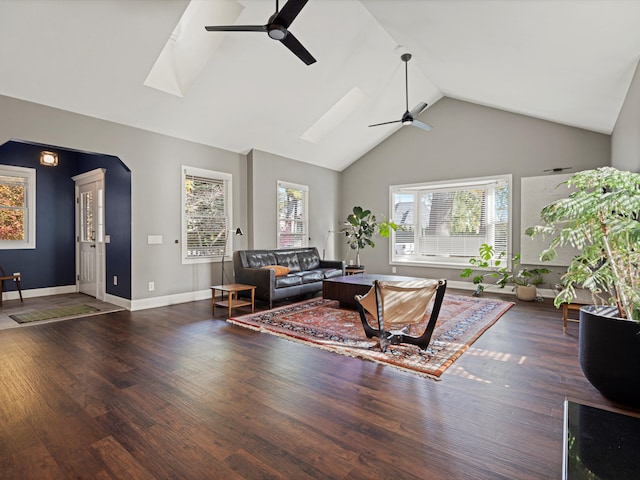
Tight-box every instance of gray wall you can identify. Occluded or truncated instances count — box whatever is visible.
[248,149,342,259]
[0,91,616,303]
[0,94,247,304]
[341,97,610,283]
[612,60,640,172]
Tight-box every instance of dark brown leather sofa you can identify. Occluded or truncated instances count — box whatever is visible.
[232,247,345,308]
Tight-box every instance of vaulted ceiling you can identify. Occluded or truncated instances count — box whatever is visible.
[1,0,639,171]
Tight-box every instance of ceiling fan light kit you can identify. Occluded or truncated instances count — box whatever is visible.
[268,25,287,40]
[205,0,316,65]
[369,53,433,132]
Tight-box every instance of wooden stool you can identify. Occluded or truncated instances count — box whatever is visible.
[562,303,582,334]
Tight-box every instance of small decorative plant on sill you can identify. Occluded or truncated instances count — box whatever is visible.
[512,266,550,287]
[340,206,398,267]
[460,243,549,298]
[460,243,512,296]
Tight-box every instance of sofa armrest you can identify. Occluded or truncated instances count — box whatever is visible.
[319,259,345,275]
[235,266,274,300]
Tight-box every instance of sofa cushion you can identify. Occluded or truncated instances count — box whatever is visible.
[275,252,301,272]
[318,267,344,279]
[294,270,324,284]
[275,275,303,288]
[246,252,277,269]
[297,250,320,271]
[262,265,290,277]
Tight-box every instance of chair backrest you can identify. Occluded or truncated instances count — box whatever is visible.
[357,279,440,326]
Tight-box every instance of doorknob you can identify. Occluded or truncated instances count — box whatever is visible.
[90,244,96,248]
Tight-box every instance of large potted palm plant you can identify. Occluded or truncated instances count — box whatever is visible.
[526,167,640,407]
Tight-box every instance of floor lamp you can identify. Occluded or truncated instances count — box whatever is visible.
[221,227,243,286]
[322,230,335,260]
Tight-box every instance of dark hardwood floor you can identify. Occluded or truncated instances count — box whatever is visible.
[0,290,635,479]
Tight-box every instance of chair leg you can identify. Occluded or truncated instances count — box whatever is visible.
[396,281,447,350]
[355,300,378,339]
[16,278,23,303]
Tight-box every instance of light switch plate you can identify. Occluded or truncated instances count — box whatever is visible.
[148,235,163,244]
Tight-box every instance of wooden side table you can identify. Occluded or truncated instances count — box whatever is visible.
[345,267,365,275]
[211,284,256,318]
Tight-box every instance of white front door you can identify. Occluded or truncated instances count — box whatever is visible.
[78,182,97,295]
[73,169,105,299]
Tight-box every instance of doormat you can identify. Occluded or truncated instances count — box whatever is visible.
[10,304,101,324]
[228,295,513,379]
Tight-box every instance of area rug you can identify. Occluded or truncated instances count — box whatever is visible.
[10,304,101,324]
[228,294,514,379]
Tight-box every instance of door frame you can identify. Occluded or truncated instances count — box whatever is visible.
[72,168,106,300]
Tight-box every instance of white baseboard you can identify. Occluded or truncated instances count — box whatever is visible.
[2,284,213,312]
[2,284,77,303]
[129,289,211,311]
[103,293,132,311]
[447,280,556,299]
[4,281,558,312]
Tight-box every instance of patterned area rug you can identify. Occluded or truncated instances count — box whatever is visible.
[10,304,101,324]
[228,295,514,379]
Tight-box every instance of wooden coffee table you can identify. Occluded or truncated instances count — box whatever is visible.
[211,283,256,318]
[323,274,425,308]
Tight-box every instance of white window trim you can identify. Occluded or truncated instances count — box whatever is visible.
[389,174,512,268]
[181,165,232,265]
[277,180,309,248]
[0,165,36,249]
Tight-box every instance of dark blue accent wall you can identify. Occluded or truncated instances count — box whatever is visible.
[0,140,131,299]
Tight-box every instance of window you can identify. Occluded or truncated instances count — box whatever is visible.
[277,181,308,248]
[390,174,511,267]
[0,165,36,249]
[182,166,232,264]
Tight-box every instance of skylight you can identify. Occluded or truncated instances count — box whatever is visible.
[144,0,244,97]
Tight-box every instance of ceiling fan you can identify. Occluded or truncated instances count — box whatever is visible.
[205,0,316,65]
[369,53,432,131]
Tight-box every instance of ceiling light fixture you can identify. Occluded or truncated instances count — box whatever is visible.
[268,25,287,40]
[40,151,58,167]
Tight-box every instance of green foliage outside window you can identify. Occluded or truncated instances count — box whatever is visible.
[0,183,25,241]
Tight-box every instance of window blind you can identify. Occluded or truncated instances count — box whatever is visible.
[277,181,308,248]
[184,174,227,258]
[391,176,511,266]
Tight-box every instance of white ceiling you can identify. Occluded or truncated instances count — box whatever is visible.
[1,0,639,171]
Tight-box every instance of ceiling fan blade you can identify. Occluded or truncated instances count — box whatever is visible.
[411,120,433,131]
[368,119,402,128]
[205,25,267,32]
[273,0,308,28]
[280,32,316,65]
[409,102,428,118]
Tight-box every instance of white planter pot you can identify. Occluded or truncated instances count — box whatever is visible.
[515,285,537,301]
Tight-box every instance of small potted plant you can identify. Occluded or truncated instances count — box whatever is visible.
[526,166,640,407]
[511,266,550,301]
[460,243,512,296]
[340,206,398,268]
[460,245,549,300]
